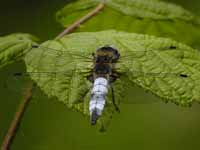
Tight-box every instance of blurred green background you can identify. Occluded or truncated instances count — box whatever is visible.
[1,0,200,150]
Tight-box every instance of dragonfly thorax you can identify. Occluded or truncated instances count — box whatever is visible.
[90,46,120,82]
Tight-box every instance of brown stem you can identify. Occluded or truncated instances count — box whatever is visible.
[55,1,105,40]
[1,82,34,150]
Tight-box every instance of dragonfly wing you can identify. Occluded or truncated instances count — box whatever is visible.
[6,71,33,94]
[6,71,90,99]
[25,41,93,71]
[110,75,159,105]
[116,37,200,106]
[9,40,94,107]
[13,71,91,106]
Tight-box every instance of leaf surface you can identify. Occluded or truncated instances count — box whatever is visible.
[0,33,38,68]
[23,30,200,130]
[56,0,200,48]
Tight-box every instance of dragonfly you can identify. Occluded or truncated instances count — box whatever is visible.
[6,43,189,125]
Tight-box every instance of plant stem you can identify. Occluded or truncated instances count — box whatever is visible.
[55,1,105,40]
[1,82,34,150]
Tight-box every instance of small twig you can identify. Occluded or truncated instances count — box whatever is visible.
[55,1,105,40]
[1,82,34,150]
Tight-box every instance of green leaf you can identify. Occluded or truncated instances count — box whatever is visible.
[0,33,38,68]
[164,0,200,16]
[56,0,200,48]
[23,30,200,130]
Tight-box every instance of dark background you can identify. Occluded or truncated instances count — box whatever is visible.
[1,0,200,150]
[0,0,68,40]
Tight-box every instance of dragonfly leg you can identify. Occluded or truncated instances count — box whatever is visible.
[111,86,120,113]
[87,74,94,82]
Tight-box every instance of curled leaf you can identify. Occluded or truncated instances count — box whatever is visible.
[0,33,38,68]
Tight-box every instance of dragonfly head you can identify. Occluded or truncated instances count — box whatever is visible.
[96,46,120,63]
